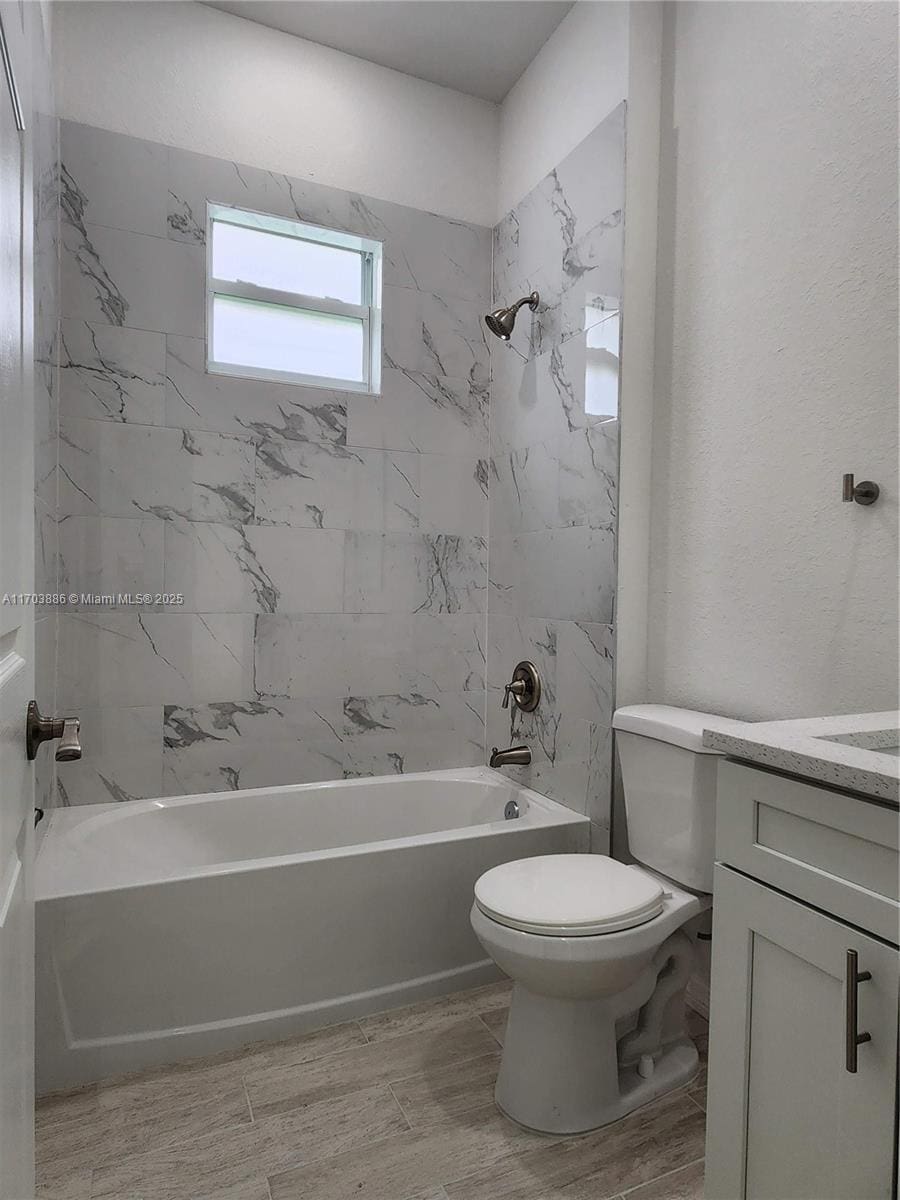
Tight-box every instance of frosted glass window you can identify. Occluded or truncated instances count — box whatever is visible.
[212,223,363,304]
[212,297,365,383]
[206,205,382,392]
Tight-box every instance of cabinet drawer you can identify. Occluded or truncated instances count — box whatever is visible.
[716,760,899,944]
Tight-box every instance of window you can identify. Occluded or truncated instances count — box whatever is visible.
[206,205,382,393]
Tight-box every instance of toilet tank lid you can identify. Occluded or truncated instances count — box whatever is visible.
[612,705,725,754]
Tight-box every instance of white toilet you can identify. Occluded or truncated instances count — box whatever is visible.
[471,704,722,1135]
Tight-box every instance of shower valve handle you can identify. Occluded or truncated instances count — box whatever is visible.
[502,680,527,709]
[25,701,82,762]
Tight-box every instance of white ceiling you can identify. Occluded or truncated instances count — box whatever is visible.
[202,1,575,103]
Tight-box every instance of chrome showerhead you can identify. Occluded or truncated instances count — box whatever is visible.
[484,291,540,340]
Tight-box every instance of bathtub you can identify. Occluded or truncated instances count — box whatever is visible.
[35,766,588,1092]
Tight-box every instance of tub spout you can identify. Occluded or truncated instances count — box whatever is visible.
[490,745,531,768]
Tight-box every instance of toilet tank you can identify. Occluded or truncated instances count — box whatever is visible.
[612,705,724,893]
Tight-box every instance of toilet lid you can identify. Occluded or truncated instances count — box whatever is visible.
[474,855,666,936]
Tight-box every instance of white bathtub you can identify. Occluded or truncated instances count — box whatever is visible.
[35,766,588,1092]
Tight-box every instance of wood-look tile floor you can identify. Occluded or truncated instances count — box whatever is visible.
[35,982,708,1200]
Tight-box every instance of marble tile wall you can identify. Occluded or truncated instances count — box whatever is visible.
[55,121,491,803]
[486,105,625,843]
[34,104,60,815]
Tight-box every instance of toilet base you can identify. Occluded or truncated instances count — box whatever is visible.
[494,983,700,1135]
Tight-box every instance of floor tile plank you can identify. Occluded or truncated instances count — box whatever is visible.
[359,982,512,1044]
[618,1157,705,1200]
[478,1007,508,1046]
[246,1018,499,1119]
[267,1102,546,1200]
[391,1053,502,1128]
[443,1091,705,1200]
[91,1085,408,1200]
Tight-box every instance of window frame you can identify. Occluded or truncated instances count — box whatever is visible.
[205,203,383,394]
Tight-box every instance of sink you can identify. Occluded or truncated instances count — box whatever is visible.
[819,727,900,758]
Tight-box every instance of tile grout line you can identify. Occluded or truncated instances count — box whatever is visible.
[617,1154,706,1198]
[386,1046,501,1089]
[386,1080,415,1132]
[685,1091,707,1115]
[476,1010,504,1047]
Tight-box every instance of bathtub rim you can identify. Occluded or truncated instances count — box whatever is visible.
[36,766,588,901]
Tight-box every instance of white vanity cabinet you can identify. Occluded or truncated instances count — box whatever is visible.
[705,761,899,1200]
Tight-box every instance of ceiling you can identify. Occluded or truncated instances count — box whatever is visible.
[202,1,575,103]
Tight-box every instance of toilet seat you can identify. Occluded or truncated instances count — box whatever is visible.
[474,854,666,937]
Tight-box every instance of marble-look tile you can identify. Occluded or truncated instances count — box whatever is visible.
[556,622,614,717]
[489,528,614,623]
[54,706,163,806]
[616,1159,705,1200]
[587,720,613,831]
[161,742,344,795]
[348,369,489,458]
[558,419,618,530]
[58,418,255,524]
[166,144,490,304]
[359,982,511,1045]
[413,614,485,694]
[442,1090,705,1200]
[493,105,625,326]
[390,1053,502,1130]
[383,287,490,387]
[255,613,484,702]
[59,320,166,425]
[56,612,254,709]
[61,220,204,336]
[34,334,59,510]
[165,334,348,445]
[161,698,344,795]
[167,143,357,246]
[268,1102,539,1200]
[255,441,420,532]
[340,692,484,778]
[35,502,58,598]
[246,1019,499,1119]
[57,515,165,604]
[489,440,559,536]
[61,120,168,237]
[418,456,487,537]
[163,519,344,613]
[344,533,486,615]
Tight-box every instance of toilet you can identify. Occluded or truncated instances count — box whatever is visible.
[471,705,722,1135]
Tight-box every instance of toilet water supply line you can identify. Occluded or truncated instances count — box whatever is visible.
[617,929,694,1074]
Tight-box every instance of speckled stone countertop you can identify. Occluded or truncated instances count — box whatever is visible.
[702,711,900,804]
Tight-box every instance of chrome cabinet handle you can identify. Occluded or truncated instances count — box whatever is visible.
[845,949,872,1073]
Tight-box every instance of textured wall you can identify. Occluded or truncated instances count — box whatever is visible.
[55,121,491,803]
[497,1,629,220]
[649,1,899,720]
[53,2,498,227]
[486,106,625,841]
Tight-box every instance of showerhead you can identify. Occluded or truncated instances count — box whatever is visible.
[484,291,540,340]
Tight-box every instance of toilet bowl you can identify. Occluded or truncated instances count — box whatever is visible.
[471,705,723,1135]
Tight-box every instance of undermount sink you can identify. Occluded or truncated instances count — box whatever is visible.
[818,727,900,758]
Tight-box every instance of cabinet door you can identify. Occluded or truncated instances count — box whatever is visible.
[705,865,898,1200]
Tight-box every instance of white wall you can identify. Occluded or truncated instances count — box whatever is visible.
[648,1,899,720]
[53,1,498,226]
[497,1,629,219]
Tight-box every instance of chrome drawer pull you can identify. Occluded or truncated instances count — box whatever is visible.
[845,949,872,1073]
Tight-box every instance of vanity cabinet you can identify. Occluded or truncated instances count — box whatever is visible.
[705,762,899,1200]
